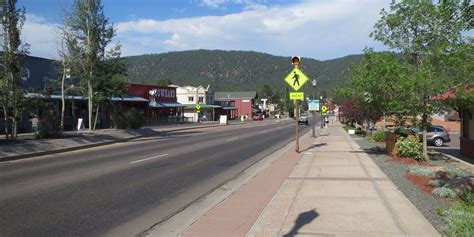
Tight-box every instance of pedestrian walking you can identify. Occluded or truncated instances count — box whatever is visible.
[31,115,39,135]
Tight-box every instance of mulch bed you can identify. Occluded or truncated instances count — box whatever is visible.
[406,171,435,194]
[386,156,430,166]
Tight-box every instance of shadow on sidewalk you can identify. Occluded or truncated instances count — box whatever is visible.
[283,209,319,237]
[299,143,327,153]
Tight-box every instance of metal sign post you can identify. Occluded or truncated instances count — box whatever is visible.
[284,56,309,153]
[295,100,299,152]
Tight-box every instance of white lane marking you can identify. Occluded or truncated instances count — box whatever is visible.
[226,137,240,142]
[130,154,169,164]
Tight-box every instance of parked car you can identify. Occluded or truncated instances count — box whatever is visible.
[409,125,451,147]
[298,113,308,125]
[253,113,263,121]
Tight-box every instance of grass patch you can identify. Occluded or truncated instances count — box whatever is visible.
[371,130,387,142]
[444,204,474,237]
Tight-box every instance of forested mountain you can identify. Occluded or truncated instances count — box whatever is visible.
[124,50,363,96]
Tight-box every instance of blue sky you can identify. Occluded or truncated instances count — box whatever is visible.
[18,0,391,60]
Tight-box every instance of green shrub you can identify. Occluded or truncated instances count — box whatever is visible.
[36,117,62,138]
[458,189,474,206]
[408,165,435,177]
[432,187,457,199]
[444,204,474,237]
[436,208,448,217]
[428,179,447,187]
[355,127,366,136]
[393,126,410,137]
[446,166,468,178]
[396,135,424,160]
[112,107,145,129]
[371,131,387,142]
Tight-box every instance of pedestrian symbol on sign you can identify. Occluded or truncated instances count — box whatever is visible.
[292,72,300,86]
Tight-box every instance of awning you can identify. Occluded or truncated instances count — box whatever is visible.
[161,102,186,107]
[184,104,222,109]
[149,101,165,108]
[111,96,148,102]
[222,106,238,110]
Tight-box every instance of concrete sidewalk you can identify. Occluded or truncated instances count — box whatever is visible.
[182,123,440,237]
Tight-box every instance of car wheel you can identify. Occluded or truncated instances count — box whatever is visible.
[433,137,444,147]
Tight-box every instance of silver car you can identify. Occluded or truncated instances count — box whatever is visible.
[410,125,451,147]
[298,113,308,125]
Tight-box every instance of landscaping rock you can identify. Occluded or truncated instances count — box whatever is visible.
[434,169,452,181]
[442,176,474,193]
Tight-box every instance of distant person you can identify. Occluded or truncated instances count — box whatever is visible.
[31,115,39,134]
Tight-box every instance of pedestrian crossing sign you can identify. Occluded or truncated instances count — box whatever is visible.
[289,92,304,100]
[284,67,308,91]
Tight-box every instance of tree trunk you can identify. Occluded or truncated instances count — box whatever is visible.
[93,103,99,131]
[383,112,386,130]
[11,73,17,140]
[2,105,10,140]
[60,68,66,132]
[88,78,93,131]
[422,114,429,160]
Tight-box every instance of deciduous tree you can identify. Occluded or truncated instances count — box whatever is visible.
[0,0,29,140]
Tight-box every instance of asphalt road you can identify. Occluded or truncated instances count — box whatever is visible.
[0,117,315,237]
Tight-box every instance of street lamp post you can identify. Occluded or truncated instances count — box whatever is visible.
[320,95,324,128]
[311,79,317,138]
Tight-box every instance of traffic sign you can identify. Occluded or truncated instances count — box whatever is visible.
[284,67,308,91]
[321,105,328,115]
[195,104,201,110]
[289,92,304,100]
[308,100,320,111]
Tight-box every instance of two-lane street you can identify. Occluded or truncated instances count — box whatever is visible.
[0,118,315,236]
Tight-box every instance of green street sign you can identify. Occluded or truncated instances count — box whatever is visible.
[195,104,201,110]
[284,67,308,91]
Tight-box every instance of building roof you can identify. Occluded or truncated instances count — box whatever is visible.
[433,85,474,100]
[215,91,257,100]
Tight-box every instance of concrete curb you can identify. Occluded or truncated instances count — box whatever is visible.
[0,123,227,163]
[429,150,474,168]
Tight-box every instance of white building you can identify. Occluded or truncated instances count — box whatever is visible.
[173,85,217,122]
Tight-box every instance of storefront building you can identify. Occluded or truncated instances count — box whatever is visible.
[126,83,186,126]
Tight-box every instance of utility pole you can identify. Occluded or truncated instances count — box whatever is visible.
[311,79,317,138]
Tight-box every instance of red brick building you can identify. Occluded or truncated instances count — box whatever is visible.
[214,91,257,119]
[436,86,474,160]
[126,83,185,125]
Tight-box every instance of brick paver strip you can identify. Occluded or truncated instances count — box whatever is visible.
[181,133,313,237]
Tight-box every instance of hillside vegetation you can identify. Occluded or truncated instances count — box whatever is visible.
[124,50,363,96]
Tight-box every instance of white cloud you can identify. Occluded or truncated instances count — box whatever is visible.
[21,0,391,60]
[198,0,267,9]
[116,0,391,60]
[22,14,61,59]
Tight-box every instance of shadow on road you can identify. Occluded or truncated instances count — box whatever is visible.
[283,209,319,237]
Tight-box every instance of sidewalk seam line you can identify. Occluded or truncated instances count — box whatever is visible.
[276,132,316,237]
[343,129,407,235]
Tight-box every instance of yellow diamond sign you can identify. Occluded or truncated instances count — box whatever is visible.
[284,67,308,91]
